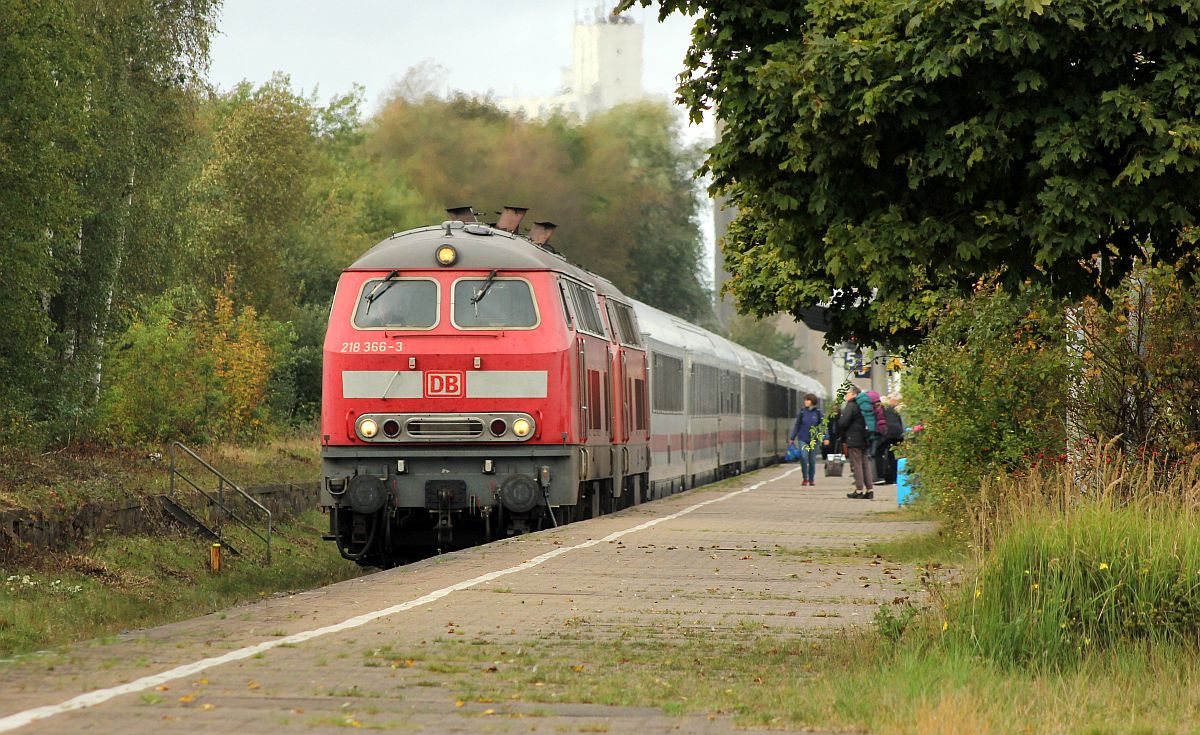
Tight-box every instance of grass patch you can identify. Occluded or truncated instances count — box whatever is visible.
[0,433,319,511]
[394,621,1200,734]
[946,501,1200,667]
[865,529,968,566]
[0,509,358,658]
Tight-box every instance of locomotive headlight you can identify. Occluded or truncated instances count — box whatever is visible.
[512,417,533,438]
[359,418,379,439]
[435,244,458,266]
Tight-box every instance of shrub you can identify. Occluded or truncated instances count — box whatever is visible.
[901,286,1070,528]
[99,288,220,443]
[99,281,291,444]
[1069,264,1200,464]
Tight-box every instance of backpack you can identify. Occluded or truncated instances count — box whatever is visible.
[867,391,887,436]
[854,392,877,433]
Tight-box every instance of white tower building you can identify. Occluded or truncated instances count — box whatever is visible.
[499,6,644,120]
[568,9,643,118]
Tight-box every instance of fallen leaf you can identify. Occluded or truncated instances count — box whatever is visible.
[178,695,195,704]
[155,685,170,692]
[571,664,585,672]
[455,700,466,708]
[247,681,260,690]
[200,703,215,712]
[482,708,495,715]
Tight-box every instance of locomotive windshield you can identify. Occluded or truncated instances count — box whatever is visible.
[452,278,538,329]
[353,278,438,329]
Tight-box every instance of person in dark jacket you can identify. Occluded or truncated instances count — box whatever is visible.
[788,393,823,486]
[822,410,841,459]
[875,396,905,485]
[837,385,875,499]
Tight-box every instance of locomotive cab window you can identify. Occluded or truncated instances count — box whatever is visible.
[353,278,439,330]
[451,277,539,329]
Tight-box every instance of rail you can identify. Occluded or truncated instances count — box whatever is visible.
[168,441,273,565]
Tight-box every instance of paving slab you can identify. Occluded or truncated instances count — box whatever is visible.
[0,463,936,734]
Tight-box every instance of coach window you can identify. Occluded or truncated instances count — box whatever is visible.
[651,352,684,413]
[451,277,540,329]
[353,278,439,330]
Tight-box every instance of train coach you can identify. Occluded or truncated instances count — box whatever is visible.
[320,207,825,567]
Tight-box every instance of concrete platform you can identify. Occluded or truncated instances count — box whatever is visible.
[0,463,935,734]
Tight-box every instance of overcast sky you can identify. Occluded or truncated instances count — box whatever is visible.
[206,1,716,273]
[206,1,707,135]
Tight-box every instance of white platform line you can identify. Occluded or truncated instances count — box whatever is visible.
[0,465,802,733]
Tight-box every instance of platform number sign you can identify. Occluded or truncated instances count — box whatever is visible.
[424,371,465,398]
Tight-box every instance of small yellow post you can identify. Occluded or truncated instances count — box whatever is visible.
[209,543,222,573]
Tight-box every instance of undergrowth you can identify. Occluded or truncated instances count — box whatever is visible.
[945,441,1200,668]
[0,509,358,658]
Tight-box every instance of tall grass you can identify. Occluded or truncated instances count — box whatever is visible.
[945,440,1200,667]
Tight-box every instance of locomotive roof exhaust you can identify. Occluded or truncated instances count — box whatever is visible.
[495,206,528,233]
[446,206,477,223]
[529,221,557,245]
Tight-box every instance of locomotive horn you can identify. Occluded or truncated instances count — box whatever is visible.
[446,206,477,223]
[528,221,557,245]
[495,206,528,233]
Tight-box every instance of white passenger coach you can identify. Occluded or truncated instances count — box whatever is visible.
[632,301,827,497]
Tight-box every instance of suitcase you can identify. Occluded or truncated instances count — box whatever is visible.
[824,454,845,477]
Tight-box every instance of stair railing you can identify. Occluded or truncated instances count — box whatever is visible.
[168,441,273,565]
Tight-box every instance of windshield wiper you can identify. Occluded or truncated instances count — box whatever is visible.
[470,270,499,306]
[364,270,402,314]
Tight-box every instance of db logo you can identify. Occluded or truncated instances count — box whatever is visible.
[424,371,464,397]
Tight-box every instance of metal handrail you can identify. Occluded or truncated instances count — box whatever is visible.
[168,441,273,565]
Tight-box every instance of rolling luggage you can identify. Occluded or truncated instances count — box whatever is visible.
[824,454,845,477]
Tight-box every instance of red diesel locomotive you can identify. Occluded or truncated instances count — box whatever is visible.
[321,207,822,567]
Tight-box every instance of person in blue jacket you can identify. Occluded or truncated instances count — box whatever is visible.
[788,393,823,486]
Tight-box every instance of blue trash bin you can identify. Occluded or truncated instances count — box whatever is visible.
[896,457,913,506]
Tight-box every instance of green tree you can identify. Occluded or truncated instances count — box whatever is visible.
[363,88,713,322]
[186,76,318,319]
[0,0,219,435]
[623,0,1200,345]
[63,0,217,419]
[0,0,90,421]
[725,314,802,366]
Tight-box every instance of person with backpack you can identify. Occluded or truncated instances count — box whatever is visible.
[876,395,905,484]
[788,393,823,486]
[838,385,875,499]
[858,390,888,459]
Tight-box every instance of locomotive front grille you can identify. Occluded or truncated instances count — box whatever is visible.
[353,413,536,442]
[405,417,485,438]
